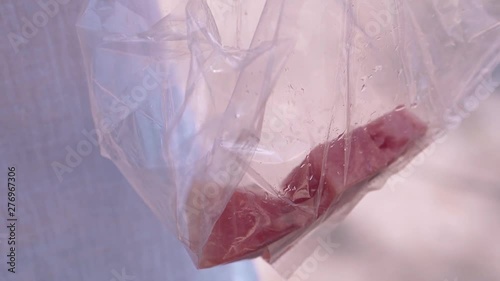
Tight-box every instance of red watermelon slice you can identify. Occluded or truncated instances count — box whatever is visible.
[197,108,427,268]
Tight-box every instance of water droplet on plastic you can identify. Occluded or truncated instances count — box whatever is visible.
[395,105,405,111]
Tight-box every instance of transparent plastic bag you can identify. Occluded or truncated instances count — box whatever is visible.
[77,0,500,275]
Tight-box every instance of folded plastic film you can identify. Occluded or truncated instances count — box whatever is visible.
[77,0,500,276]
[77,0,302,258]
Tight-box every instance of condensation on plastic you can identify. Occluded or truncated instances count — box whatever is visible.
[77,0,500,275]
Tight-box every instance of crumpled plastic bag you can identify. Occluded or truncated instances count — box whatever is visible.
[77,0,500,275]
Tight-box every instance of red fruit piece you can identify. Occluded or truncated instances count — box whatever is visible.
[197,108,427,267]
[198,186,312,268]
[283,108,428,217]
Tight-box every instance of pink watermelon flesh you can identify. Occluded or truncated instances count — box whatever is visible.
[197,108,427,268]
